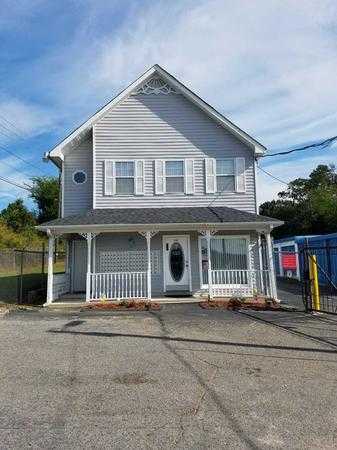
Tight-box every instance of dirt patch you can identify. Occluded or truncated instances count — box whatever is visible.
[113,373,156,385]
[84,300,161,311]
[199,297,280,311]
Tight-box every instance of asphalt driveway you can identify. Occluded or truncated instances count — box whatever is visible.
[1,305,337,449]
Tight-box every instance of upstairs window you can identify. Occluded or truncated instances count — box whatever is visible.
[165,161,184,193]
[216,159,235,192]
[115,161,134,194]
[205,157,245,194]
[104,160,144,196]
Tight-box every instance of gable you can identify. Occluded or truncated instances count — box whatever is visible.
[95,80,251,157]
[47,65,265,164]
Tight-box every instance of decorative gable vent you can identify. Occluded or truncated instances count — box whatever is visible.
[133,77,178,95]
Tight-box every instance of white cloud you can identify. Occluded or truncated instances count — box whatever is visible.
[1,0,337,206]
[0,98,56,144]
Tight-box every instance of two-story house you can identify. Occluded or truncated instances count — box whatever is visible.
[38,65,281,305]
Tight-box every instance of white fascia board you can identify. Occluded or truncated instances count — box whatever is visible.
[153,65,266,154]
[48,66,158,159]
[47,64,265,160]
[37,220,282,235]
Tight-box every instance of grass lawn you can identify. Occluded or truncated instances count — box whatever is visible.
[0,260,65,303]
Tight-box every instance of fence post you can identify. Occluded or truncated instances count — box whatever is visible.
[42,243,45,274]
[309,255,320,311]
[19,251,24,304]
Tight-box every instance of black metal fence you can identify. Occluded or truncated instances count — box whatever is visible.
[301,245,337,315]
[0,247,65,304]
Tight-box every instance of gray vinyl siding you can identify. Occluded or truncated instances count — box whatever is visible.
[94,93,256,212]
[63,136,93,217]
[90,230,260,297]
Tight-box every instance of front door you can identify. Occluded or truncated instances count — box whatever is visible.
[163,235,191,293]
[72,240,87,292]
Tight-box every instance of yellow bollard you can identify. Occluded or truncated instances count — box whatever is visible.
[309,255,320,311]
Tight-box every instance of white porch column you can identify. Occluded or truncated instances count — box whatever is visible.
[206,230,213,299]
[257,233,265,293]
[46,230,54,304]
[86,233,92,302]
[265,231,277,300]
[146,231,152,300]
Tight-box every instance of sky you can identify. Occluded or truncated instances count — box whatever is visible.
[0,0,337,211]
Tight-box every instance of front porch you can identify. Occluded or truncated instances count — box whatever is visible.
[45,227,277,305]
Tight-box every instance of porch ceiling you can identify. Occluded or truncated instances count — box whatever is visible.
[36,206,282,234]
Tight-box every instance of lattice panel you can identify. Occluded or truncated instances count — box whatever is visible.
[99,250,161,274]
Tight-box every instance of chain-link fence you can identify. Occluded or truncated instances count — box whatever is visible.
[0,248,65,304]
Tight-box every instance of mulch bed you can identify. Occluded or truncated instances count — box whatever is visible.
[84,300,161,311]
[199,298,281,311]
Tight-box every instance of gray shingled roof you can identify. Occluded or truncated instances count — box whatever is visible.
[40,206,279,227]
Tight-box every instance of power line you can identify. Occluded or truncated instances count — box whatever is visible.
[257,165,289,186]
[0,175,32,192]
[263,135,337,158]
[0,142,47,175]
[0,114,26,140]
[0,158,35,178]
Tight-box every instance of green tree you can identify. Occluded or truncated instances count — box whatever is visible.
[260,164,337,238]
[30,176,59,223]
[0,199,36,233]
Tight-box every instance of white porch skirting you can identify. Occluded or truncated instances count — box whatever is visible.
[89,271,147,300]
[53,273,71,300]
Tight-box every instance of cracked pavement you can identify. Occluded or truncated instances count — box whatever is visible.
[1,304,337,449]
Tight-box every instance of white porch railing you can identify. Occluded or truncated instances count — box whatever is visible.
[89,271,147,301]
[210,269,272,298]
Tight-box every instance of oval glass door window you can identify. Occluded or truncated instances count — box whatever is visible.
[169,242,185,282]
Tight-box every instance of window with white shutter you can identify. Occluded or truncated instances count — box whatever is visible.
[104,160,114,195]
[205,158,216,193]
[184,159,195,194]
[155,160,165,194]
[135,160,145,195]
[235,157,246,192]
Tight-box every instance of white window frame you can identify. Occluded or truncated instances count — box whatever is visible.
[216,158,235,193]
[114,160,135,195]
[164,159,185,194]
[104,160,145,196]
[72,170,87,185]
[198,235,251,289]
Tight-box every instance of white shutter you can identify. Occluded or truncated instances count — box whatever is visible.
[205,158,216,193]
[135,160,145,195]
[184,159,195,194]
[235,157,245,192]
[104,160,115,195]
[155,160,165,194]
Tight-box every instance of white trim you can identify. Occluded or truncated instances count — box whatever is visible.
[47,64,265,161]
[198,234,251,289]
[71,240,75,293]
[164,159,185,194]
[162,235,191,293]
[253,158,258,213]
[37,221,281,235]
[93,124,96,209]
[72,170,87,185]
[215,158,235,193]
[61,160,64,218]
